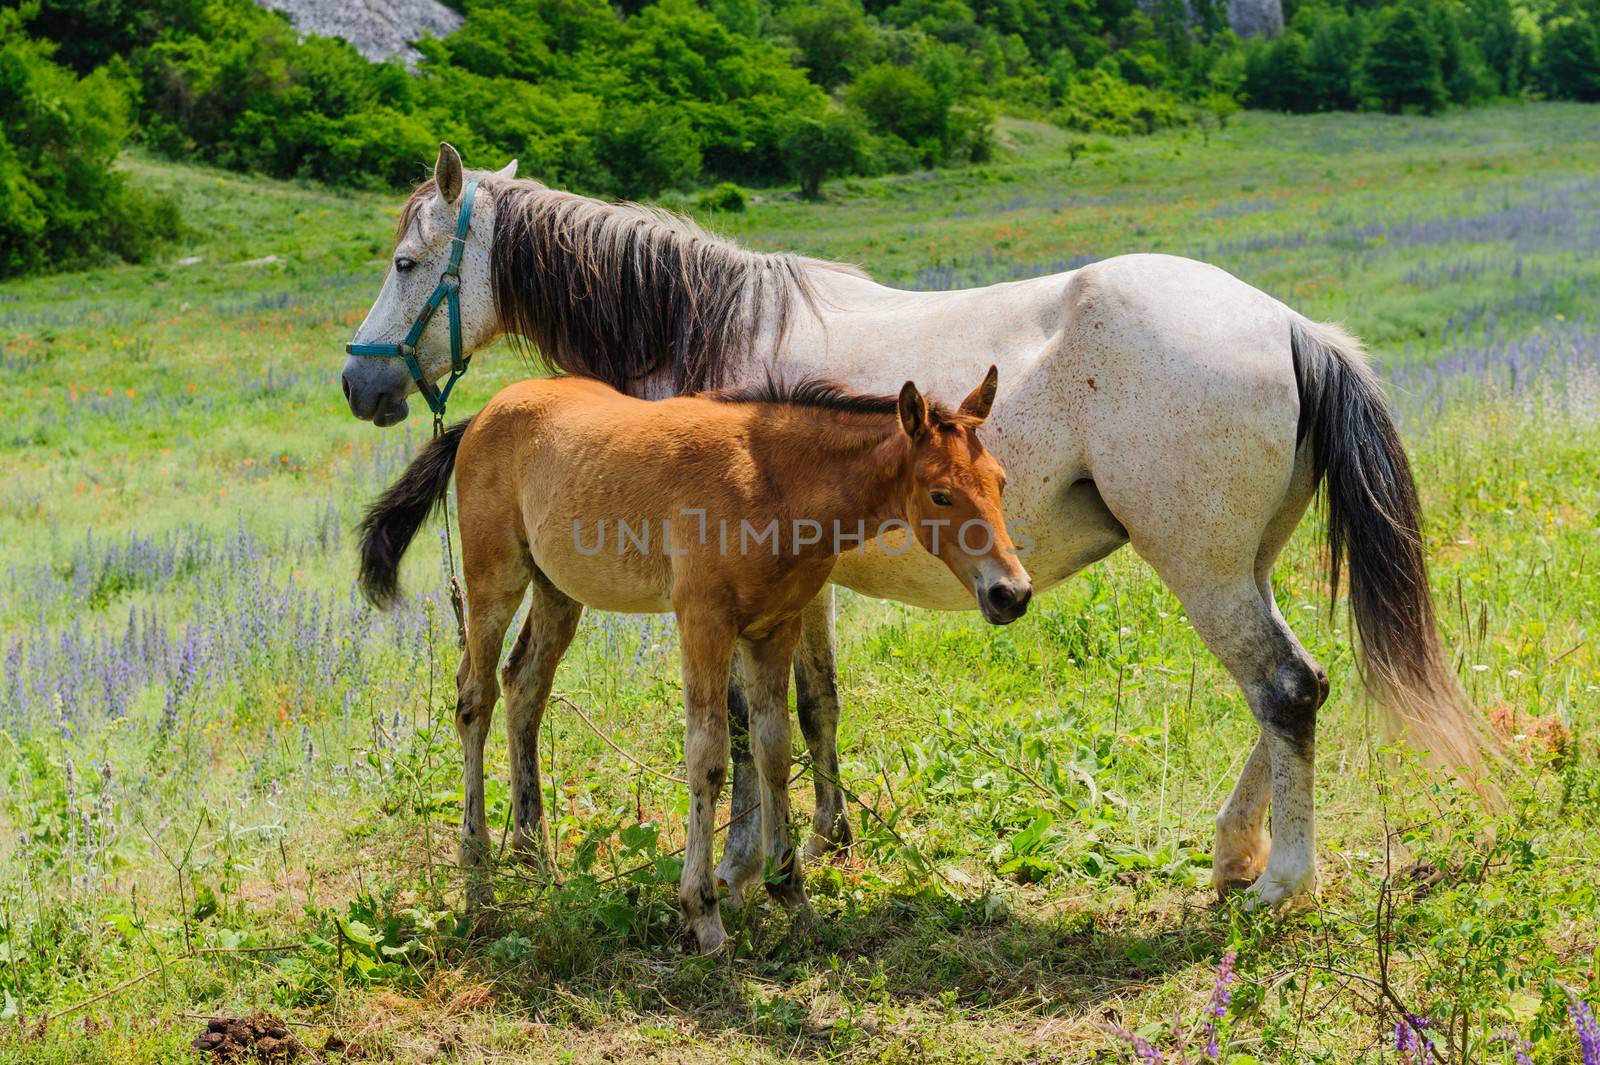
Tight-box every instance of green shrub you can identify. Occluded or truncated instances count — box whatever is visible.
[0,9,179,278]
[1052,68,1194,135]
[594,103,703,199]
[696,181,747,212]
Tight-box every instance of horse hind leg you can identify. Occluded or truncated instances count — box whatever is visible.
[502,568,582,869]
[1214,468,1322,896]
[1175,574,1328,906]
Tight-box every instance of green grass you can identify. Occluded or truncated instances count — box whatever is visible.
[2,105,1598,1064]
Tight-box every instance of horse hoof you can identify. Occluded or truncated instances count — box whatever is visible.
[717,876,747,913]
[691,919,729,956]
[1243,870,1318,911]
[713,858,759,906]
[804,832,843,862]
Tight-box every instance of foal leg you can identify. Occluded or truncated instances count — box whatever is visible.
[676,608,737,954]
[455,557,530,903]
[737,620,811,914]
[717,589,849,899]
[794,589,853,861]
[714,675,763,909]
[502,570,583,867]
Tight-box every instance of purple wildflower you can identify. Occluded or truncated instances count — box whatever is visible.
[1395,1015,1435,1064]
[1105,1023,1164,1064]
[1571,999,1600,1065]
[1199,951,1236,1060]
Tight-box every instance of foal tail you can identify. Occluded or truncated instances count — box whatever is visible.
[358,419,472,609]
[1290,316,1483,777]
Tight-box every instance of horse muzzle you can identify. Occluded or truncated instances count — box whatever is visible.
[342,360,412,427]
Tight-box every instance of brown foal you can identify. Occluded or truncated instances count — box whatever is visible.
[358,367,1030,953]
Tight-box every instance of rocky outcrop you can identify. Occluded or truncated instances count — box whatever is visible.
[255,0,463,67]
[1139,0,1283,37]
[1227,0,1283,38]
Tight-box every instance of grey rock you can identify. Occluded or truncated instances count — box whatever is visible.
[255,0,464,67]
[1139,0,1283,38]
[1227,0,1283,38]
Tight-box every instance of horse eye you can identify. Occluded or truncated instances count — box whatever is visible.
[930,490,953,507]
[394,257,416,273]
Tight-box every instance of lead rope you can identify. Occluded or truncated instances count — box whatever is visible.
[435,412,468,648]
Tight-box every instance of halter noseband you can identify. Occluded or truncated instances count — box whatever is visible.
[346,178,480,420]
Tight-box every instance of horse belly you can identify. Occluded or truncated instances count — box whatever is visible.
[829,481,1128,609]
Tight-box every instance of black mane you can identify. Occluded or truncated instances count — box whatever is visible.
[708,377,955,421]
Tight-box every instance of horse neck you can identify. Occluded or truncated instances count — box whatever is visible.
[751,412,910,534]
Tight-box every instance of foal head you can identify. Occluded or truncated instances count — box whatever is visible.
[898,367,1032,624]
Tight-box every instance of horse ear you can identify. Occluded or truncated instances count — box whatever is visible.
[435,142,464,204]
[898,381,929,442]
[959,365,999,422]
[495,159,518,180]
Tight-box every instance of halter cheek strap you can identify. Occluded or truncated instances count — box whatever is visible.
[346,178,481,421]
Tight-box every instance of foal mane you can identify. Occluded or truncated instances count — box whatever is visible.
[397,176,860,395]
[710,377,968,426]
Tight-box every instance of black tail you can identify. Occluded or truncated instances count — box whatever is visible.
[358,420,471,609]
[1291,317,1482,775]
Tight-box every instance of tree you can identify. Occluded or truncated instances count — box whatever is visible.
[594,103,703,199]
[1362,2,1446,113]
[779,108,866,199]
[779,0,877,90]
[1307,10,1364,110]
[1263,32,1318,111]
[846,63,944,144]
[1538,17,1600,101]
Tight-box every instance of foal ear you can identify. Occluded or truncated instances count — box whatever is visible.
[898,381,929,442]
[959,365,999,422]
[435,142,465,204]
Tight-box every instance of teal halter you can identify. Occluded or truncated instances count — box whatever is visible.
[346,179,481,420]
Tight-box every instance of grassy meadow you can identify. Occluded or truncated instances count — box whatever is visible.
[2,104,1599,1063]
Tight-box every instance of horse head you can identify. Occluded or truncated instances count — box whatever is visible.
[343,142,515,425]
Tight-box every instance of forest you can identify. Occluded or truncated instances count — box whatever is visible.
[3,0,1600,276]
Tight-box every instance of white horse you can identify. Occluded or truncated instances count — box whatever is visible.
[343,143,1478,910]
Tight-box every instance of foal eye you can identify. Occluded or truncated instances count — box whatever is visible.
[930,491,953,507]
[394,257,417,273]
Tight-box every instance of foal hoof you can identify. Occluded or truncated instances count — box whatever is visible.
[1213,875,1255,900]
